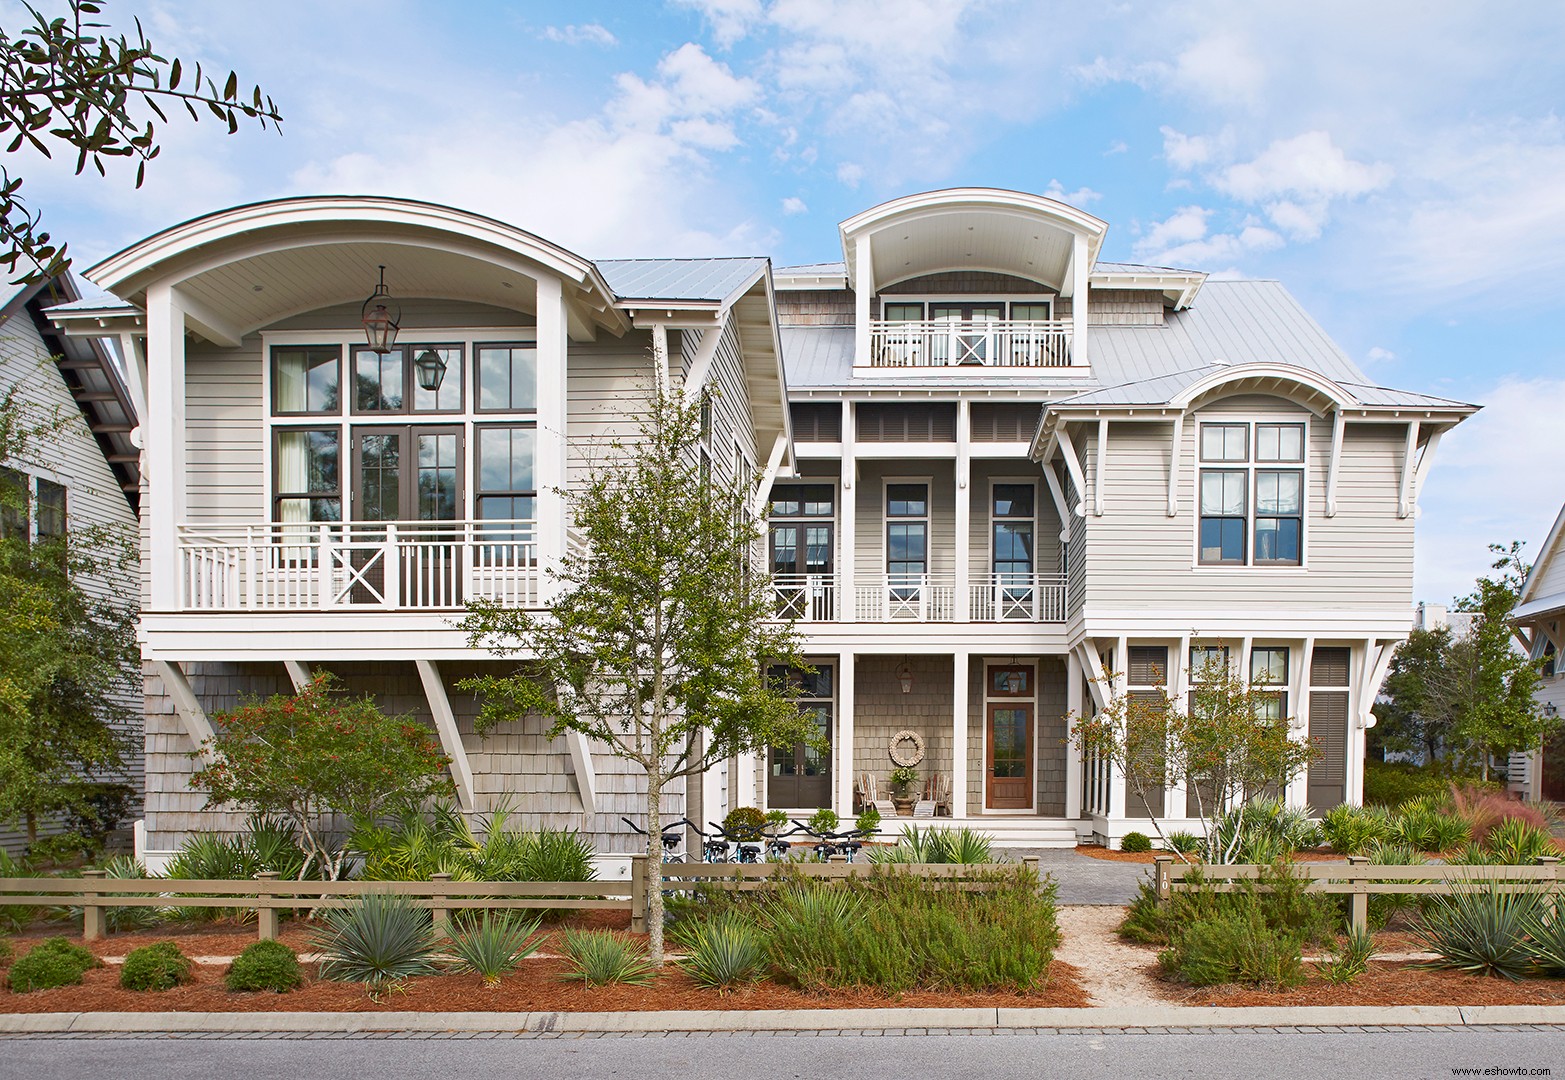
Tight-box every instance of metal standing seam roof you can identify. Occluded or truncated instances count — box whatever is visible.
[594,257,769,303]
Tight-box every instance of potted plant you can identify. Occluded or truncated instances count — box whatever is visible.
[890,765,919,797]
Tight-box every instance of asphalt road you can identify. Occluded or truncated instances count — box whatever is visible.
[7,1027,1561,1080]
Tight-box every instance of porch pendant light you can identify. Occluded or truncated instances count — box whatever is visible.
[414,348,448,391]
[897,657,914,694]
[360,265,401,354]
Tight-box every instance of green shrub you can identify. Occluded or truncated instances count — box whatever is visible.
[763,809,788,831]
[0,849,41,932]
[314,892,439,987]
[1167,831,1202,855]
[1159,905,1306,988]
[119,941,192,991]
[1364,841,1429,930]
[677,912,767,991]
[559,929,656,987]
[806,808,839,835]
[1317,926,1375,985]
[855,806,881,835]
[225,940,302,993]
[1207,798,1321,863]
[88,856,164,932]
[1119,831,1152,853]
[1120,862,1335,953]
[764,866,1057,993]
[349,805,596,883]
[722,807,767,841]
[1321,804,1391,855]
[1415,883,1543,981]
[1363,760,1458,807]
[445,911,543,987]
[1481,818,1556,865]
[0,938,10,966]
[7,937,98,992]
[867,825,994,865]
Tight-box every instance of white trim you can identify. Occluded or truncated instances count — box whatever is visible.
[1325,410,1345,518]
[415,659,476,812]
[565,729,598,815]
[1190,415,1310,571]
[1166,414,1183,517]
[1054,427,1088,516]
[1410,427,1443,510]
[680,324,723,394]
[1040,460,1072,543]
[282,659,312,692]
[752,433,790,517]
[1093,418,1108,516]
[836,651,856,818]
[881,473,934,581]
[1398,420,1420,519]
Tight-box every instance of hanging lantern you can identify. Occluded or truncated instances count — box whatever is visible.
[360,265,401,354]
[1002,669,1025,694]
[414,348,448,391]
[897,658,914,694]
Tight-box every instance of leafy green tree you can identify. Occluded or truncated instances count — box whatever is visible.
[1071,652,1316,863]
[0,0,282,282]
[460,382,815,964]
[0,387,138,857]
[1371,626,1456,765]
[189,673,454,880]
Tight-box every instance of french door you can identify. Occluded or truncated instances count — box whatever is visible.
[770,521,834,620]
[349,426,463,604]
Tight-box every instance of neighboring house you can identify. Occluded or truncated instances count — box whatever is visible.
[50,188,1475,862]
[0,272,143,856]
[1507,505,1565,803]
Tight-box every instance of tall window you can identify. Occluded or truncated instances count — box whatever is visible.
[274,429,341,523]
[476,425,536,524]
[992,483,1035,582]
[1199,421,1305,566]
[0,466,29,540]
[1250,646,1290,722]
[885,482,928,599]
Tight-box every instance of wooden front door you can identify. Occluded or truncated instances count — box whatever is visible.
[986,699,1033,809]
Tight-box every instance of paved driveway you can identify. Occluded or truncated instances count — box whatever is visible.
[1012,848,1149,905]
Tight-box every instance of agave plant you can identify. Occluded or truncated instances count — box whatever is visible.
[677,912,768,991]
[1414,882,1544,981]
[1523,906,1565,976]
[314,892,440,988]
[444,911,544,987]
[1316,925,1376,985]
[559,928,656,987]
[1482,818,1556,865]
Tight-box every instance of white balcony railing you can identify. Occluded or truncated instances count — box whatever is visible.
[770,573,839,622]
[176,520,538,612]
[867,318,1075,369]
[968,573,1067,622]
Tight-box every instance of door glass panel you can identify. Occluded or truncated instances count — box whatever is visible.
[991,707,1029,778]
[771,525,799,575]
[804,526,832,574]
[800,705,830,776]
[416,433,459,520]
[357,432,401,521]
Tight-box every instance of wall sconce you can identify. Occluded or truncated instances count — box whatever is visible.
[897,657,913,694]
[414,348,448,391]
[360,265,401,354]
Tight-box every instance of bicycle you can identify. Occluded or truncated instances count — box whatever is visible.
[705,821,767,864]
[620,815,700,863]
[793,820,874,863]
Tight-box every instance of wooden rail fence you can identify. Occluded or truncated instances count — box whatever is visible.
[1153,855,1565,934]
[0,857,1045,941]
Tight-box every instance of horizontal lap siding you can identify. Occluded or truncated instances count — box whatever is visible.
[185,341,264,526]
[703,319,759,475]
[1081,396,1414,614]
[853,461,957,582]
[567,332,655,486]
[967,460,1062,581]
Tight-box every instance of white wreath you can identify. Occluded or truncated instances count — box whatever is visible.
[889,729,926,768]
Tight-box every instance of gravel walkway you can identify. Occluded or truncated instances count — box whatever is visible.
[1054,906,1164,1007]
[1013,848,1150,905]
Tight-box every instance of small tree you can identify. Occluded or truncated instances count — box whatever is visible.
[460,381,816,964]
[189,673,454,880]
[1072,653,1317,863]
[0,387,138,857]
[0,0,282,282]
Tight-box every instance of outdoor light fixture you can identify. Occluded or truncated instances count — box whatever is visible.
[360,265,401,354]
[1546,702,1559,718]
[1002,669,1024,694]
[897,658,914,694]
[414,348,448,392]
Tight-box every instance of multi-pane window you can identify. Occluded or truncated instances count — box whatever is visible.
[476,345,536,412]
[992,483,1035,581]
[1199,421,1305,566]
[35,478,65,541]
[274,429,341,523]
[273,347,340,414]
[1189,645,1231,681]
[0,471,67,550]
[476,425,536,524]
[353,344,464,414]
[1250,647,1290,722]
[0,466,29,540]
[886,482,928,598]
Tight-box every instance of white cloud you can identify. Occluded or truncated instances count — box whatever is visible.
[780,195,808,215]
[1365,346,1397,366]
[1415,376,1565,603]
[1104,140,1128,156]
[836,161,864,187]
[674,0,764,47]
[1043,179,1101,206]
[1133,205,1282,268]
[541,23,618,47]
[1170,33,1267,106]
[1214,131,1392,203]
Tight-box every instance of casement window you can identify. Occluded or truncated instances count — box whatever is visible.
[1189,644,1231,681]
[992,482,1035,599]
[272,347,341,414]
[273,428,342,523]
[885,482,928,599]
[475,344,536,412]
[1250,647,1290,721]
[1198,421,1305,566]
[352,344,464,414]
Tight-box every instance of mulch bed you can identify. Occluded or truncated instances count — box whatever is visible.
[1165,962,1565,1007]
[0,950,1091,1013]
[1074,845,1353,865]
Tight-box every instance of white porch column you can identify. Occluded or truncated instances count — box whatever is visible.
[955,399,972,622]
[853,236,872,366]
[1069,233,1089,366]
[535,275,569,601]
[1107,637,1128,820]
[839,400,856,622]
[836,650,856,818]
[1064,648,1083,820]
[145,283,187,612]
[951,650,969,817]
[1286,637,1314,810]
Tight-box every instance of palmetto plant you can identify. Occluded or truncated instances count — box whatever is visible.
[1317,926,1376,985]
[444,911,544,987]
[559,928,657,987]
[1414,882,1544,981]
[1482,818,1556,865]
[314,892,440,988]
[677,912,768,991]
[868,825,994,865]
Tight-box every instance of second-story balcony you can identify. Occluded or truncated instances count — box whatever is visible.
[176,520,539,612]
[866,318,1075,370]
[770,572,1066,624]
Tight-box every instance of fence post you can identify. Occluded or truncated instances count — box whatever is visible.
[828,854,847,864]
[254,872,279,942]
[1346,855,1369,934]
[81,869,106,941]
[630,855,648,936]
[1022,855,1041,893]
[430,872,452,939]
[1154,855,1173,904]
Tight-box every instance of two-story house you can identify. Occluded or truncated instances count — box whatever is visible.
[55,187,1474,861]
[1507,504,1565,803]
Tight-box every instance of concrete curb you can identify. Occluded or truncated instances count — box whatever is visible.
[1,1004,1562,1034]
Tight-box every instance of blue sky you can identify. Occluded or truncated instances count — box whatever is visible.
[15,0,1565,603]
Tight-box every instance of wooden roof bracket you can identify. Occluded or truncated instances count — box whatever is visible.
[1325,409,1346,517]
